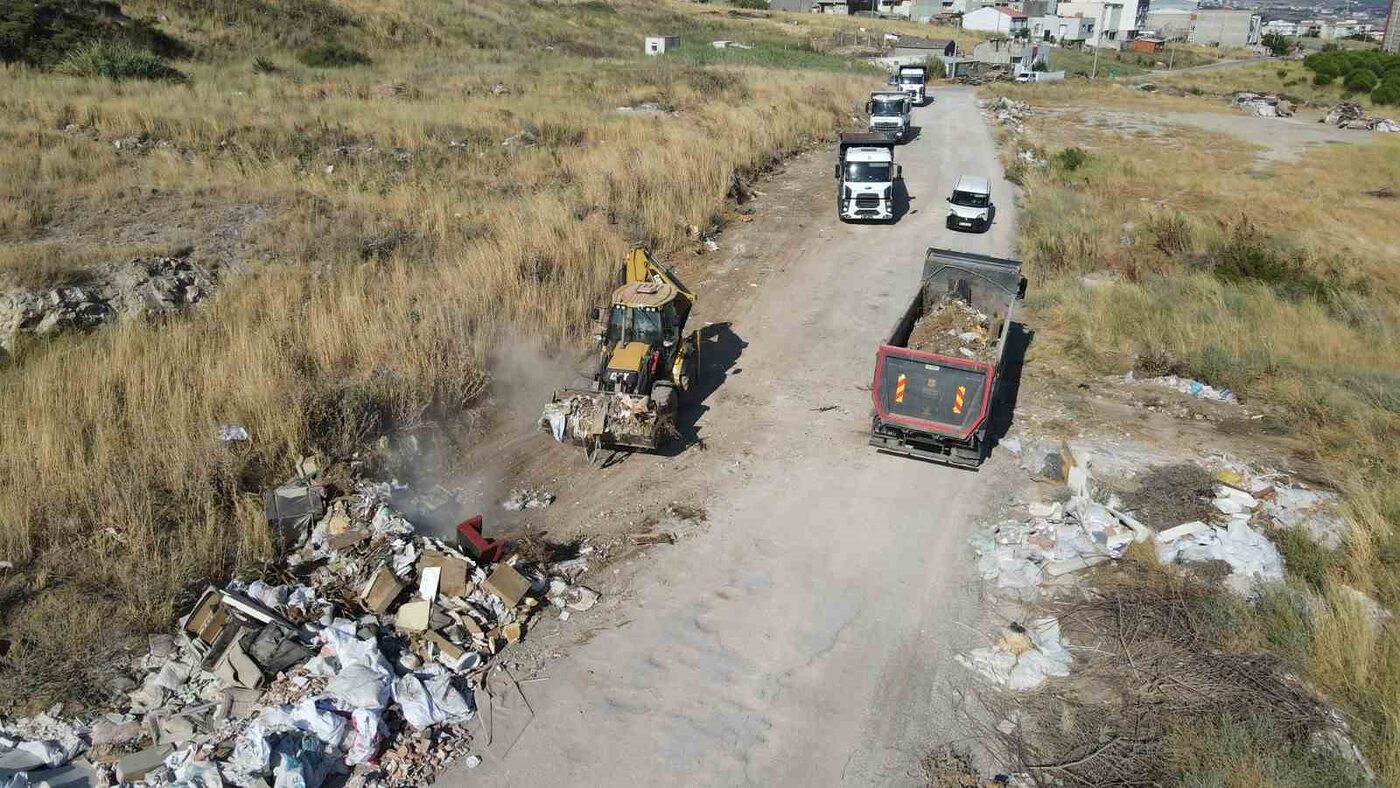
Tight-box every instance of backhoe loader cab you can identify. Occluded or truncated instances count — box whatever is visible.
[541,247,700,458]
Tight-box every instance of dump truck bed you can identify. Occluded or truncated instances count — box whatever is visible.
[869,248,1022,468]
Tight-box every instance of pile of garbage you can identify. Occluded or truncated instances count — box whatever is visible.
[957,619,1072,692]
[1122,370,1237,404]
[971,492,1151,597]
[983,96,1030,131]
[1321,102,1400,133]
[908,295,999,361]
[1230,91,1294,118]
[0,466,600,787]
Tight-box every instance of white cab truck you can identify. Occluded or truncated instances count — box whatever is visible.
[865,91,912,142]
[835,133,900,223]
[945,175,993,233]
[894,64,928,105]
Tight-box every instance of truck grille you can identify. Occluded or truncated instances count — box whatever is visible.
[854,193,881,208]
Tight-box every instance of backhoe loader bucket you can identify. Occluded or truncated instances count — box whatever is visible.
[539,388,676,457]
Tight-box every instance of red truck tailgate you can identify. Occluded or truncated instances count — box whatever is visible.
[871,346,994,440]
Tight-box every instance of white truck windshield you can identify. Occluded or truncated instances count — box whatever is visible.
[871,100,904,115]
[845,162,892,183]
[952,190,989,208]
[898,74,923,84]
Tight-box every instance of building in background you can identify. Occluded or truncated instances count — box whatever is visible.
[891,36,959,58]
[1056,0,1147,46]
[1386,0,1400,52]
[1028,14,1097,45]
[1262,19,1298,37]
[1188,8,1262,48]
[963,6,1030,34]
[1145,7,1194,39]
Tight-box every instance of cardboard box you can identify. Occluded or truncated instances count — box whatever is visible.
[483,564,531,608]
[361,567,405,615]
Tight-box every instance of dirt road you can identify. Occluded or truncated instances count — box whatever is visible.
[456,87,1020,786]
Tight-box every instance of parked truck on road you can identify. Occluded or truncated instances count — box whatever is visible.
[894,64,928,105]
[869,248,1023,468]
[866,91,912,142]
[835,132,900,223]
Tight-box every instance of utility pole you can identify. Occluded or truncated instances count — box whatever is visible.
[1091,3,1106,77]
[1168,38,1177,69]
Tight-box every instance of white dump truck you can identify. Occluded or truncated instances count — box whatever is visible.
[835,133,900,223]
[866,91,912,142]
[895,64,928,105]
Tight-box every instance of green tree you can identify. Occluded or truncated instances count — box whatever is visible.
[1343,67,1378,93]
[1261,32,1291,57]
[1373,79,1400,106]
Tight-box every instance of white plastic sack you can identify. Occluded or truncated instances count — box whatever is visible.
[259,699,348,750]
[424,673,474,723]
[392,674,446,729]
[326,663,390,710]
[343,709,384,767]
[173,758,226,788]
[229,723,273,778]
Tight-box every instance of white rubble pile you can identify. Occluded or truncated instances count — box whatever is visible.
[1122,370,1237,403]
[1231,91,1293,118]
[0,470,602,788]
[1321,101,1400,132]
[970,496,1151,596]
[957,618,1072,691]
[501,488,554,512]
[981,96,1031,132]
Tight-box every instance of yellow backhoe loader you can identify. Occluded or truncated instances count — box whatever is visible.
[540,246,700,459]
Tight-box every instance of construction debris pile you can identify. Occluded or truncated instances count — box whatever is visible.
[907,295,999,361]
[1230,92,1293,118]
[1321,101,1400,133]
[1122,370,1237,403]
[541,391,656,448]
[0,469,600,787]
[983,96,1030,132]
[956,619,1072,692]
[973,446,1325,597]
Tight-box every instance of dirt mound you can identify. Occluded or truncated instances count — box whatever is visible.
[907,295,998,361]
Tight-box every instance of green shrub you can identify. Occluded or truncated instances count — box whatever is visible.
[1343,68,1378,93]
[1208,220,1336,304]
[1313,71,1335,86]
[55,40,186,81]
[296,41,371,68]
[1373,80,1400,106]
[0,0,185,68]
[1053,146,1089,172]
[252,56,280,74]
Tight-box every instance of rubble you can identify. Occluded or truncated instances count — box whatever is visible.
[982,96,1030,132]
[956,618,1072,691]
[1320,101,1400,133]
[502,488,554,512]
[1122,370,1236,403]
[907,294,999,361]
[1230,91,1293,118]
[0,466,602,787]
[0,256,215,359]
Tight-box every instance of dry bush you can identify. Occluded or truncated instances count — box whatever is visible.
[973,565,1369,786]
[0,0,875,709]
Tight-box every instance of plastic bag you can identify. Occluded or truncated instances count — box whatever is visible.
[343,709,384,767]
[327,663,390,710]
[391,674,445,729]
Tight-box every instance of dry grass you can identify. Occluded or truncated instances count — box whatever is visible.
[1155,59,1379,106]
[994,81,1400,781]
[0,0,877,709]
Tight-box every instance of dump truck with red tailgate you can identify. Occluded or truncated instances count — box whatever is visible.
[869,247,1023,468]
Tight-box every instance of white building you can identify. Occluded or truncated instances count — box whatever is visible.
[1145,8,1194,39]
[1056,0,1147,46]
[643,35,679,55]
[1262,19,1298,37]
[1029,14,1097,44]
[963,6,1030,34]
[1188,9,1262,48]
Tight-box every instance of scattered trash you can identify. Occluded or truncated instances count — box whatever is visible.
[1123,370,1236,403]
[217,424,250,442]
[0,465,602,787]
[502,487,554,511]
[1156,515,1284,594]
[615,102,671,115]
[957,618,1072,691]
[1321,101,1400,132]
[1230,92,1293,118]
